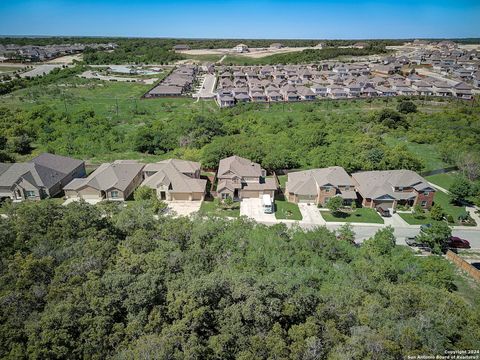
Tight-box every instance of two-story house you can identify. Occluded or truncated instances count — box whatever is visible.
[352,170,436,215]
[216,155,277,201]
[285,166,356,206]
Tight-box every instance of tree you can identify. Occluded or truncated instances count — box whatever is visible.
[336,223,355,243]
[429,203,445,221]
[397,100,417,114]
[412,204,425,219]
[134,186,156,201]
[417,222,452,254]
[326,196,344,215]
[450,176,472,204]
[376,109,408,129]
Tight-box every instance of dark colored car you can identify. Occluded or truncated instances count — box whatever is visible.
[447,236,471,249]
[405,236,432,252]
[420,224,432,232]
[376,206,391,217]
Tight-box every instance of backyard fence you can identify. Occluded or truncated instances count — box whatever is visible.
[446,250,480,282]
[420,166,458,177]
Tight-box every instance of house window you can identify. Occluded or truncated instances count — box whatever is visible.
[398,187,404,191]
[25,191,35,198]
[110,191,119,199]
[221,193,229,199]
[344,186,350,191]
[421,200,427,207]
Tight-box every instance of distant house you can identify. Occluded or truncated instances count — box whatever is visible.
[352,170,436,214]
[0,153,85,201]
[216,155,277,200]
[216,90,235,107]
[270,43,284,49]
[233,44,249,53]
[141,159,206,201]
[353,42,369,49]
[173,44,190,52]
[453,82,473,100]
[285,167,356,206]
[146,85,183,97]
[64,160,144,201]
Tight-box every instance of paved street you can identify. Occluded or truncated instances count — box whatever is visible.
[193,74,216,98]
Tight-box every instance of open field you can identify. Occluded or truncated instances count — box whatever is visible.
[179,46,312,58]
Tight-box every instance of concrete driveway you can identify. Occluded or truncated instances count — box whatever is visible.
[240,198,276,222]
[166,201,202,217]
[298,203,326,225]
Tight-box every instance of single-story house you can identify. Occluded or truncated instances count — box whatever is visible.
[216,155,277,200]
[64,160,144,201]
[0,153,85,201]
[285,166,356,205]
[141,159,206,201]
[352,170,436,214]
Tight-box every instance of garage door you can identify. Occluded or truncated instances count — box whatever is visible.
[298,195,316,203]
[242,190,259,199]
[172,193,190,201]
[191,192,203,201]
[375,200,394,211]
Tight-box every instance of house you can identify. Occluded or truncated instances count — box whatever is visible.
[216,155,277,200]
[216,90,235,107]
[141,159,206,201]
[297,86,316,100]
[270,43,284,49]
[173,44,190,52]
[285,167,356,206]
[64,160,144,201]
[453,82,473,100]
[146,85,183,97]
[352,170,436,214]
[0,153,85,201]
[233,44,249,53]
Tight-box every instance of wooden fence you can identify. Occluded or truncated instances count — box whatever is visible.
[446,250,480,282]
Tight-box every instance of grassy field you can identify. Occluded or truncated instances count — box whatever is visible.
[275,198,302,220]
[398,213,438,225]
[426,173,457,190]
[198,198,240,217]
[320,208,384,224]
[383,136,448,172]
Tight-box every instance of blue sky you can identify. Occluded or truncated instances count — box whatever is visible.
[0,0,479,39]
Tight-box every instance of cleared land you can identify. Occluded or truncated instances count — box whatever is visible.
[178,46,312,58]
[320,208,384,224]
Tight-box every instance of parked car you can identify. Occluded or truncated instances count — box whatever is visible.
[405,236,432,252]
[376,206,391,217]
[420,224,432,232]
[447,236,471,249]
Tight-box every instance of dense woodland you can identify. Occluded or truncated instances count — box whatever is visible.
[0,200,479,359]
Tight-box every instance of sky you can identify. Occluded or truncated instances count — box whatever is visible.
[0,0,479,39]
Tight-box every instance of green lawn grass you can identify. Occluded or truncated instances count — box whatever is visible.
[275,199,302,220]
[277,175,287,190]
[199,198,240,218]
[383,136,448,172]
[426,173,457,191]
[398,213,438,225]
[434,190,467,221]
[320,208,384,224]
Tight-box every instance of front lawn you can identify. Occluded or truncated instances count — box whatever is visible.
[320,208,384,224]
[275,199,302,220]
[199,198,240,218]
[398,213,439,225]
[398,191,473,226]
